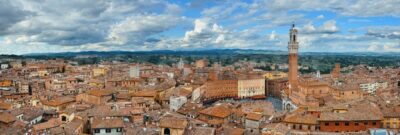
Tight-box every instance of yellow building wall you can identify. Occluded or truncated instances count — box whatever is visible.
[264,72,287,80]
[92,68,107,77]
[0,80,12,87]
[383,118,399,129]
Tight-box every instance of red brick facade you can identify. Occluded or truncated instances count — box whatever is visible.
[319,120,381,132]
[204,80,238,100]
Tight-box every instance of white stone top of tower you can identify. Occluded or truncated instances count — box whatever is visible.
[288,23,299,54]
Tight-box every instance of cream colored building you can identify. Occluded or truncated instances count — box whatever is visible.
[92,67,107,77]
[38,69,49,77]
[238,77,265,98]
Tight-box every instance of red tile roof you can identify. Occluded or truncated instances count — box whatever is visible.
[199,104,232,118]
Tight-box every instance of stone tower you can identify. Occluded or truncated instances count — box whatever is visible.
[331,63,340,78]
[288,23,299,89]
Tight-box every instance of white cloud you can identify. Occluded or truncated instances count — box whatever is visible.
[108,14,184,45]
[215,34,225,44]
[383,43,400,52]
[269,31,279,40]
[316,15,324,19]
[366,26,400,40]
[1,0,400,54]
[367,44,380,51]
[301,20,340,34]
[183,19,224,44]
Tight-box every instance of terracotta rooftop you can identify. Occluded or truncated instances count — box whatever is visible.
[186,127,215,135]
[223,127,245,135]
[283,113,318,125]
[33,118,62,131]
[86,89,114,97]
[0,102,12,110]
[159,116,188,129]
[246,113,263,121]
[0,112,16,123]
[41,96,75,107]
[91,118,124,129]
[262,123,290,135]
[199,104,232,118]
[320,103,383,121]
[131,90,158,98]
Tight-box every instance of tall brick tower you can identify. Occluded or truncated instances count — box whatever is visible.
[331,63,340,78]
[288,23,299,89]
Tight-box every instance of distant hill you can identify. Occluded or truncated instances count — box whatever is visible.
[23,49,400,57]
[24,49,287,57]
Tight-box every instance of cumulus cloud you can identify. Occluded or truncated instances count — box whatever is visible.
[301,20,340,34]
[180,19,284,50]
[1,0,400,54]
[367,44,380,52]
[263,0,400,17]
[183,19,227,45]
[383,44,400,52]
[108,14,184,45]
[3,0,184,47]
[316,15,324,19]
[0,0,31,34]
[269,31,279,40]
[366,27,400,39]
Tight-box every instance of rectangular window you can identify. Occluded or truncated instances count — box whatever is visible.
[325,122,329,126]
[335,122,339,126]
[355,122,359,126]
[364,122,368,125]
[345,122,349,126]
[94,129,100,133]
[106,129,111,133]
[372,122,377,126]
[117,128,122,132]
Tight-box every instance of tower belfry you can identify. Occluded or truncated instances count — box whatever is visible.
[288,23,299,90]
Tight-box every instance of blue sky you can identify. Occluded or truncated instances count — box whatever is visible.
[0,0,399,54]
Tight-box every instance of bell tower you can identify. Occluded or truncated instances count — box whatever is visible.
[288,23,299,89]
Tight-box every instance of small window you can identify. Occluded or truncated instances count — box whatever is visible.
[345,122,349,126]
[61,116,67,122]
[106,129,111,133]
[117,128,122,132]
[364,122,368,125]
[94,129,100,133]
[355,122,359,126]
[335,122,339,126]
[372,122,376,126]
[325,122,329,126]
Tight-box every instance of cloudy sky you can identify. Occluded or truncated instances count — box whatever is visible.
[0,0,400,54]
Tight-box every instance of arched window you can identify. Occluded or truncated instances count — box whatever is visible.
[293,35,296,42]
[164,128,170,135]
